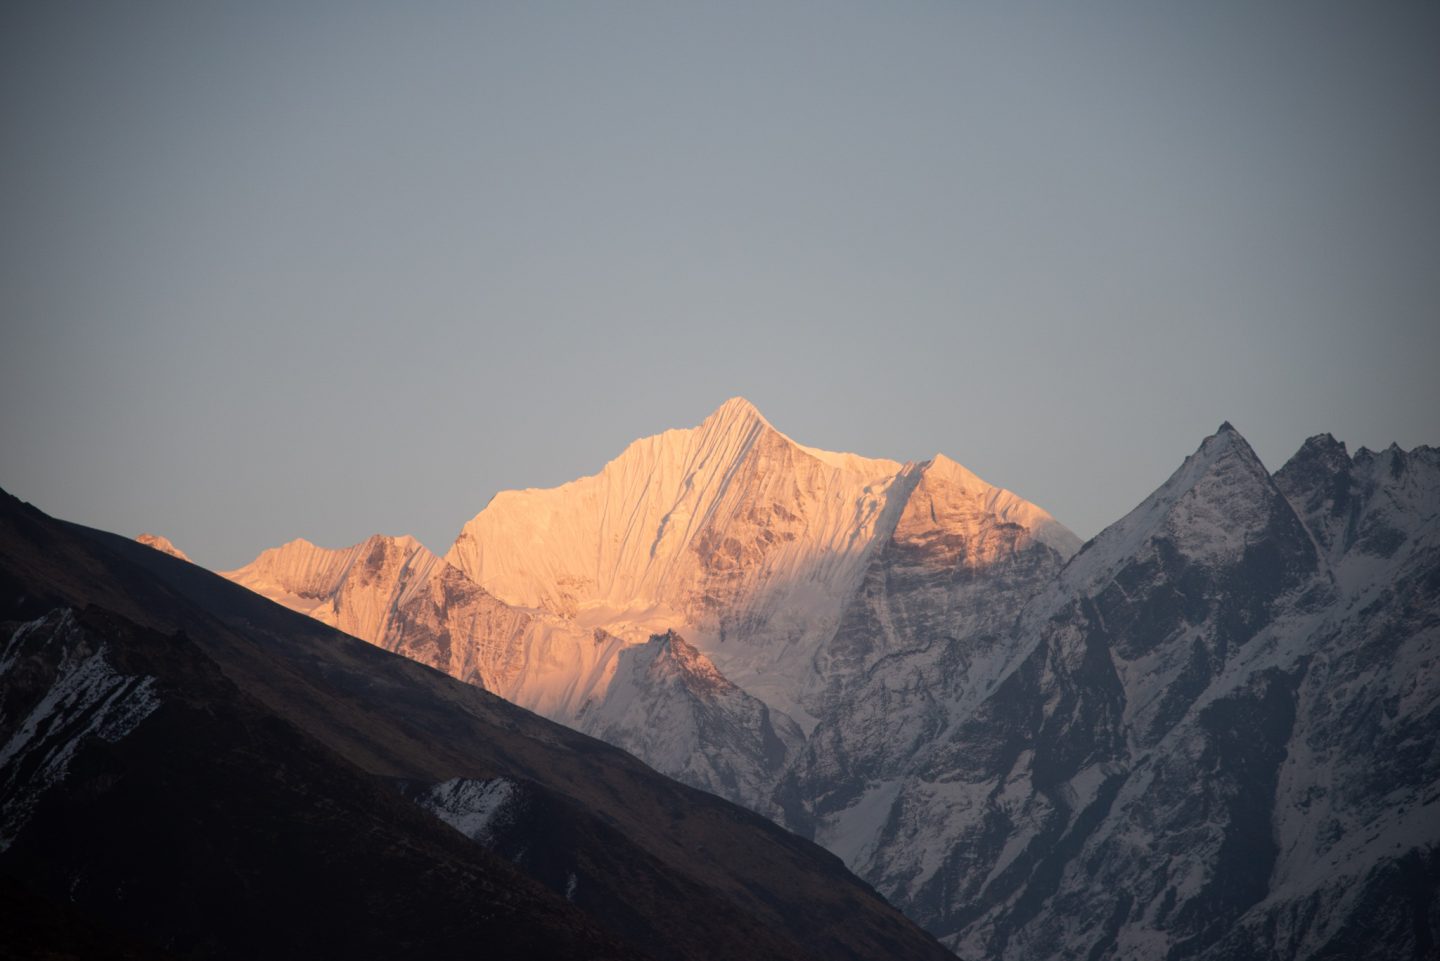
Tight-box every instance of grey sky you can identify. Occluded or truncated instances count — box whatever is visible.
[3,2,1438,569]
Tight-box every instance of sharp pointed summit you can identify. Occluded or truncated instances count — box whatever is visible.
[690,396,777,458]
[922,451,985,486]
[1062,420,1286,588]
[706,395,770,426]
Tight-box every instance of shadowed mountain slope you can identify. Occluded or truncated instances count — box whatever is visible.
[790,426,1440,960]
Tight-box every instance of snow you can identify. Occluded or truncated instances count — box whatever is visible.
[222,534,448,644]
[924,453,1080,557]
[1059,423,1265,594]
[824,778,903,868]
[173,402,1440,960]
[219,396,1084,819]
[0,610,162,849]
[136,533,191,562]
[419,777,520,844]
[443,395,900,615]
[578,631,804,808]
[437,397,1079,726]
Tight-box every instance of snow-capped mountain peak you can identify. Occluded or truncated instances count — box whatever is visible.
[703,394,771,430]
[441,398,907,620]
[1062,421,1286,591]
[920,452,1081,558]
[439,398,1079,727]
[582,629,804,808]
[135,533,190,562]
[222,533,443,639]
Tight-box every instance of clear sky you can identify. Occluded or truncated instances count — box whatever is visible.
[3,2,1438,570]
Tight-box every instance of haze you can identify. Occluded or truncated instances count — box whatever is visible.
[3,2,1438,570]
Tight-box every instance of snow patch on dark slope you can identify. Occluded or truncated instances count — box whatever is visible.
[418,777,521,845]
[0,609,161,848]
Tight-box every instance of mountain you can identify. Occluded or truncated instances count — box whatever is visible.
[223,398,1076,815]
[777,445,1090,857]
[136,532,189,561]
[578,630,805,812]
[0,489,957,961]
[792,425,1440,959]
[216,400,1439,959]
[443,397,1077,726]
[221,533,560,700]
[0,605,638,961]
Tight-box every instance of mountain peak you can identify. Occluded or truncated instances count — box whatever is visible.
[1276,433,1351,488]
[1177,421,1271,495]
[1200,419,1248,451]
[652,630,719,674]
[1063,422,1280,588]
[136,533,190,563]
[1187,421,1271,483]
[1303,432,1346,456]
[711,395,766,421]
[698,396,774,439]
[923,452,986,489]
[915,452,1080,557]
[361,532,428,555]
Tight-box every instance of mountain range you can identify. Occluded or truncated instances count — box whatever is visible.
[0,485,954,960]
[209,398,1440,959]
[3,398,1433,958]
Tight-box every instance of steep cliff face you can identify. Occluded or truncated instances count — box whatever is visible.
[1255,439,1440,961]
[950,425,1326,960]
[796,427,1439,961]
[814,452,1080,707]
[777,449,1080,866]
